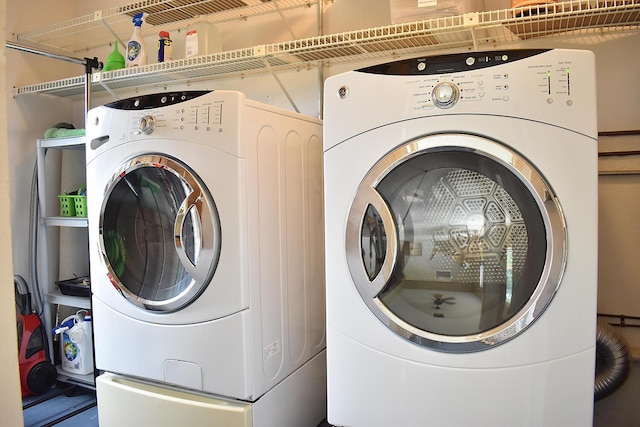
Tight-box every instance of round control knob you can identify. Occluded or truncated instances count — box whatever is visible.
[432,82,460,109]
[138,115,156,135]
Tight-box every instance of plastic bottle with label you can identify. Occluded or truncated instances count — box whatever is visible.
[126,13,147,67]
[54,311,94,375]
[158,31,172,62]
[185,20,222,58]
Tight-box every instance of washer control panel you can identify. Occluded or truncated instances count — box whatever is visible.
[432,81,460,109]
[127,100,224,136]
[105,90,211,110]
[137,115,156,135]
[88,90,248,158]
[99,91,231,138]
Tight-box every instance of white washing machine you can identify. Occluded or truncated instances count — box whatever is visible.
[323,49,598,426]
[85,90,326,421]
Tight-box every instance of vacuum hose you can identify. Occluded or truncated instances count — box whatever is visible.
[595,321,632,401]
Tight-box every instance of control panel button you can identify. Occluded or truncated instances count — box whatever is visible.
[432,82,460,109]
[138,115,156,135]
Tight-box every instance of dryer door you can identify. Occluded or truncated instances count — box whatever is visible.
[99,154,221,312]
[346,133,566,352]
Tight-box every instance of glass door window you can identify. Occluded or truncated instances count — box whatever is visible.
[100,154,221,312]
[346,135,566,352]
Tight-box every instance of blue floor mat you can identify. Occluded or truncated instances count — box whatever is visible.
[22,382,98,427]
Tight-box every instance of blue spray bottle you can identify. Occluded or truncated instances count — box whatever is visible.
[126,13,147,67]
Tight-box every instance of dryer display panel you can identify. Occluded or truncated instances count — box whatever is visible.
[346,134,566,352]
[100,154,221,312]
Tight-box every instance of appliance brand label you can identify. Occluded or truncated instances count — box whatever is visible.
[263,340,281,360]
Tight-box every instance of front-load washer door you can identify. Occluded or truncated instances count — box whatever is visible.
[99,153,221,312]
[346,133,566,352]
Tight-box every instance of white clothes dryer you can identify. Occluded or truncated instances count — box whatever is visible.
[323,49,598,426]
[86,90,326,403]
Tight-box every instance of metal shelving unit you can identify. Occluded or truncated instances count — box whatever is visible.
[11,0,640,98]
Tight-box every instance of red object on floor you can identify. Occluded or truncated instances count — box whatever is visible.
[17,312,57,397]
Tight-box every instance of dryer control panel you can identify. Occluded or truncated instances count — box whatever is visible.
[358,49,581,112]
[327,49,597,140]
[361,49,548,75]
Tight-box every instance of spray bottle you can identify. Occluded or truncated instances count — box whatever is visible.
[158,31,172,63]
[126,13,147,67]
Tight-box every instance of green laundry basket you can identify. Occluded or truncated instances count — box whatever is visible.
[58,195,76,216]
[59,184,86,217]
[72,195,87,217]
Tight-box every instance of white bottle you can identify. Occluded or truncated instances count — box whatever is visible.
[185,20,222,58]
[59,312,94,375]
[126,13,148,67]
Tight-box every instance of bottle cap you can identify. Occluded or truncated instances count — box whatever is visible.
[132,12,144,26]
[159,31,170,38]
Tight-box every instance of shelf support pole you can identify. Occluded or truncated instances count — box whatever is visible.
[272,0,297,40]
[5,42,103,122]
[262,58,301,113]
[82,57,102,122]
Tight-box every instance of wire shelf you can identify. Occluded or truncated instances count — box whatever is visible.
[13,0,640,97]
[15,0,317,53]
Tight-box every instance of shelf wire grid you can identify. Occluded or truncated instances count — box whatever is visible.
[12,0,640,97]
[15,0,317,53]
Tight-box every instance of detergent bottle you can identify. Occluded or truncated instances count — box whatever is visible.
[126,13,147,67]
[54,310,94,375]
[185,20,222,58]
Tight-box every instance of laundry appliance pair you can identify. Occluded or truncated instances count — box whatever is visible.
[86,48,598,427]
[323,49,598,426]
[86,90,326,426]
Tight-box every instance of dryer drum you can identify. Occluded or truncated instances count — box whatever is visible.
[595,321,632,401]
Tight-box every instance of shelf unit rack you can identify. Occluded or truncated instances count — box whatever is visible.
[36,136,93,386]
[11,0,640,98]
[36,136,89,306]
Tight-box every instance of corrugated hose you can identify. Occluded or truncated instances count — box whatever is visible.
[595,321,632,401]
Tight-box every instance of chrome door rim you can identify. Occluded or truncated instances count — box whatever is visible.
[98,154,221,312]
[345,133,567,352]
